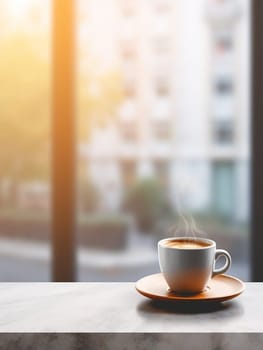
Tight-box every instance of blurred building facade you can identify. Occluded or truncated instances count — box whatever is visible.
[84,0,250,223]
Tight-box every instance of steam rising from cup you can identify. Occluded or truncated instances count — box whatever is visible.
[169,187,206,239]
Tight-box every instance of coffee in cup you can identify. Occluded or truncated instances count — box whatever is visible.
[158,237,231,294]
[163,239,210,249]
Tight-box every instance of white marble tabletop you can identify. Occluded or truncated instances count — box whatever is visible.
[0,282,261,333]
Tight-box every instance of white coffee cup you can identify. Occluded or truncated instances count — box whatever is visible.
[158,237,231,294]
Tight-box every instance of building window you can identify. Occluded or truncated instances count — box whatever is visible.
[216,36,233,52]
[215,79,233,94]
[156,76,170,96]
[119,121,137,143]
[153,160,170,187]
[153,121,171,141]
[123,79,136,98]
[213,120,234,145]
[153,0,171,12]
[119,0,136,17]
[120,39,136,60]
[120,160,137,187]
[212,161,235,219]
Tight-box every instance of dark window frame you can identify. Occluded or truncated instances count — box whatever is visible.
[251,0,263,281]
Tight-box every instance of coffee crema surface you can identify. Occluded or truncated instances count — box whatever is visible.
[163,239,211,249]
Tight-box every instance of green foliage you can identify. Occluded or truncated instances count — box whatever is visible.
[123,178,172,233]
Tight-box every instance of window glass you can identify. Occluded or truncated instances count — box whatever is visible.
[0,0,51,281]
[77,0,250,282]
[213,119,234,144]
[119,121,138,143]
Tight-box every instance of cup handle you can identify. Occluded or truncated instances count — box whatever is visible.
[212,249,231,277]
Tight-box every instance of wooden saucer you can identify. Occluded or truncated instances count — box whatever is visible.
[136,273,245,303]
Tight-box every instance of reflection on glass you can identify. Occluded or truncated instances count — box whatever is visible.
[77,0,250,282]
[0,0,51,281]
